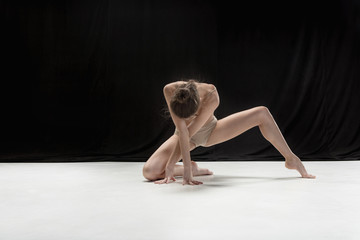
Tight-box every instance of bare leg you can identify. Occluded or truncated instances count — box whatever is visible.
[205,106,315,178]
[143,135,213,181]
[258,108,316,178]
[168,141,213,177]
[174,161,213,177]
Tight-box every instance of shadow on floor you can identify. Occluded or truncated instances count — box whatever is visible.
[210,175,300,180]
[143,175,301,192]
[194,175,301,188]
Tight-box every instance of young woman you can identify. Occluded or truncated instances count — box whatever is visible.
[143,80,316,185]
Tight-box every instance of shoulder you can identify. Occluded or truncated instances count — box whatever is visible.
[200,83,219,106]
[195,82,216,92]
[206,83,216,93]
[202,83,218,98]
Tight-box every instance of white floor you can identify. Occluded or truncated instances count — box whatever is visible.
[0,161,359,240]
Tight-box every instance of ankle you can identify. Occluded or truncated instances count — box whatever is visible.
[285,154,297,161]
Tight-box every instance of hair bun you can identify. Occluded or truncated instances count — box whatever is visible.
[177,88,190,103]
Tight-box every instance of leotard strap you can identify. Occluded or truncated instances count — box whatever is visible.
[209,87,217,94]
[206,86,217,97]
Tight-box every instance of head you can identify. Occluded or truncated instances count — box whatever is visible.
[170,80,200,119]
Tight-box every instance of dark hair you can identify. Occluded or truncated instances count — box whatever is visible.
[170,80,200,118]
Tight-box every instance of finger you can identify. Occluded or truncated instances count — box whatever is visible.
[154,179,166,184]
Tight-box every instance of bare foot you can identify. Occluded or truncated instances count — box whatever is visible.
[285,156,316,179]
[191,161,213,176]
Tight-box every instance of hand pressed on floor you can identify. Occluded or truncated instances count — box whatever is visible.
[183,167,202,185]
[182,178,203,185]
[154,176,176,184]
[154,165,176,184]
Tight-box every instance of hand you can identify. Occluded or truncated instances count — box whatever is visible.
[182,178,203,185]
[182,168,202,185]
[154,176,176,184]
[154,165,176,184]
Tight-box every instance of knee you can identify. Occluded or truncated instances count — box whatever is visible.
[143,163,163,181]
[254,106,272,124]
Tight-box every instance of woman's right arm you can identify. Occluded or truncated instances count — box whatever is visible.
[162,83,202,185]
[163,84,191,170]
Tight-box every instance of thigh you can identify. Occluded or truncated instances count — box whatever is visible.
[144,134,196,174]
[205,107,263,147]
[144,135,178,173]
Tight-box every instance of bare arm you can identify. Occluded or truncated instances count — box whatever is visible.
[163,84,192,172]
[163,82,220,139]
[187,86,219,138]
[177,121,192,177]
[161,82,219,184]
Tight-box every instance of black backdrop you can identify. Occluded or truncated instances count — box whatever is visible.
[1,0,360,162]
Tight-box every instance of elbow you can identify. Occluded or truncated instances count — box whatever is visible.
[163,84,174,97]
[163,84,169,94]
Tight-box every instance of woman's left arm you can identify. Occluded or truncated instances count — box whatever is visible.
[187,89,220,138]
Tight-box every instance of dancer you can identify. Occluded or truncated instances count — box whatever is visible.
[143,79,316,185]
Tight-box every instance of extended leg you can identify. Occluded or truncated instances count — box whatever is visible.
[257,107,315,178]
[205,106,315,178]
